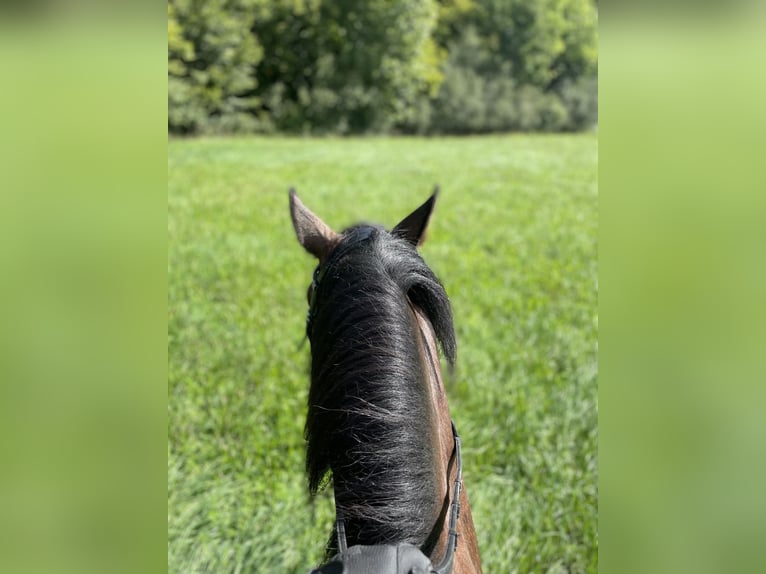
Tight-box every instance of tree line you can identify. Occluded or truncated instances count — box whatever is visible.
[168,0,597,135]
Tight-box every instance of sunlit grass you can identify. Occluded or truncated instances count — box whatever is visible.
[168,134,597,573]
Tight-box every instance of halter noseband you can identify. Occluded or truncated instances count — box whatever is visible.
[314,421,463,574]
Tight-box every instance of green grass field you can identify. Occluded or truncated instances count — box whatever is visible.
[168,135,598,573]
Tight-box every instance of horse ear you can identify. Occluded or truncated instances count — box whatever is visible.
[289,188,340,261]
[392,186,439,246]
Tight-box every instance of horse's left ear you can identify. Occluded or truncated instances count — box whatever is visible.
[289,188,341,262]
[392,186,439,247]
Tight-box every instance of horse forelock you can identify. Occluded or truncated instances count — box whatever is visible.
[304,227,455,556]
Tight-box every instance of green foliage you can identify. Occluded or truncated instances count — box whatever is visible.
[466,0,597,90]
[168,134,598,573]
[252,0,439,134]
[168,0,264,134]
[428,26,578,133]
[167,0,598,134]
[557,74,599,131]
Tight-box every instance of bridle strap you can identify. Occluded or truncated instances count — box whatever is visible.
[432,421,462,574]
[333,421,463,574]
[336,513,348,558]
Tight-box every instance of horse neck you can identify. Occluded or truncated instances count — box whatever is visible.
[413,307,483,573]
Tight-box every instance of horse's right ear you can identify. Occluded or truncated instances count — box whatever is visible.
[392,186,439,247]
[289,189,340,262]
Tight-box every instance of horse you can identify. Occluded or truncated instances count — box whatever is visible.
[290,189,482,574]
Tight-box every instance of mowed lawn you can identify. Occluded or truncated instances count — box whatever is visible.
[168,135,598,573]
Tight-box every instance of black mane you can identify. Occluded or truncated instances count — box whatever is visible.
[305,224,456,555]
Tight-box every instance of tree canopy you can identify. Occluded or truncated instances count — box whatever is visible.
[168,0,597,134]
